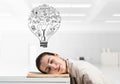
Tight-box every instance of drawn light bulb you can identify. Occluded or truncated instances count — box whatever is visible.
[28,4,61,48]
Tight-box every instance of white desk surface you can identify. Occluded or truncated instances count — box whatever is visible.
[0,76,70,83]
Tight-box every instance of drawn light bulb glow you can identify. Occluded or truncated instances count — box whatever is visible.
[28,4,61,48]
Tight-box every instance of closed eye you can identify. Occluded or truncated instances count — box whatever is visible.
[50,60,53,64]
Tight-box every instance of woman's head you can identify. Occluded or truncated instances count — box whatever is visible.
[36,52,67,74]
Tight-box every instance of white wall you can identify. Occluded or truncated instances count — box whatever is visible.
[0,15,120,76]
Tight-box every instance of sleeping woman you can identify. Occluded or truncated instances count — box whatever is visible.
[36,52,112,84]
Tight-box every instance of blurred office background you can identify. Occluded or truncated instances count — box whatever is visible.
[0,0,120,83]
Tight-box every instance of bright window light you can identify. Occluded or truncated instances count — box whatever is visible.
[105,20,120,23]
[63,20,82,23]
[33,3,92,8]
[61,14,86,17]
[52,4,91,8]
[113,14,120,16]
[0,13,12,17]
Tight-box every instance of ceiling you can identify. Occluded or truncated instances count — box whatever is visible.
[0,0,120,24]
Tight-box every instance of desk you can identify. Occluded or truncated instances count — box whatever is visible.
[0,73,70,84]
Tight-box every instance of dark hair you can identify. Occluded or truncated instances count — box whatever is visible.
[36,52,55,73]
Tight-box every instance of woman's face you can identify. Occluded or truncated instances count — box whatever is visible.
[39,54,67,74]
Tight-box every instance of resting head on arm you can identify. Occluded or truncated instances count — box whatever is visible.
[36,52,67,74]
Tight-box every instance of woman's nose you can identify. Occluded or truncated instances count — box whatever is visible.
[48,64,57,69]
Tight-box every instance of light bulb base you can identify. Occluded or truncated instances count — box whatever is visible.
[40,42,48,48]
